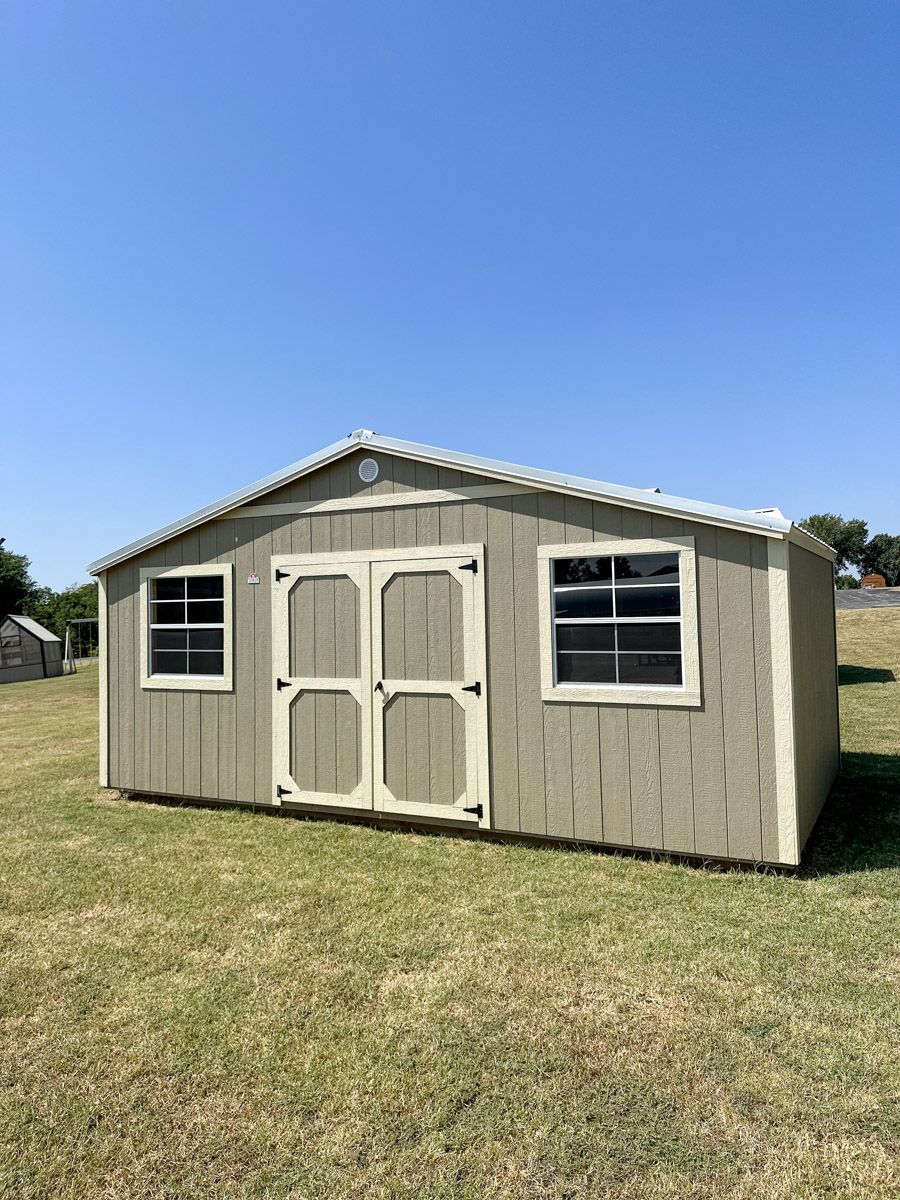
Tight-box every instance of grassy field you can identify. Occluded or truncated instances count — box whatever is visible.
[0,613,898,1200]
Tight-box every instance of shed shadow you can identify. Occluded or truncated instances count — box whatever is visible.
[800,753,900,876]
[838,664,896,686]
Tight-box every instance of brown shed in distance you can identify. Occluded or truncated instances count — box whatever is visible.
[860,574,887,589]
[88,431,840,868]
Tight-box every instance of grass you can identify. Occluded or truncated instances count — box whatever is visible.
[0,616,898,1200]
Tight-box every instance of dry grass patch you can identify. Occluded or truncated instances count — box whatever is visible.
[1,627,899,1198]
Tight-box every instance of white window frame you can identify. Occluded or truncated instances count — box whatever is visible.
[537,536,701,707]
[139,563,234,692]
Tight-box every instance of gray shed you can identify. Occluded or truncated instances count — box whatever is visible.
[0,614,64,683]
[88,430,840,867]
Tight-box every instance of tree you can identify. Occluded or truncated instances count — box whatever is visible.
[860,534,900,587]
[835,574,859,590]
[798,514,868,574]
[0,546,38,615]
[24,581,98,645]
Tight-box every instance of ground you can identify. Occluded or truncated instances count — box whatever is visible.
[0,613,898,1200]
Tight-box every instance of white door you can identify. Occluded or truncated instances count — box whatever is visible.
[370,552,489,826]
[272,547,489,827]
[272,559,372,810]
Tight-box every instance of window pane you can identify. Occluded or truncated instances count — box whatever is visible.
[151,629,187,652]
[188,651,224,676]
[152,650,188,674]
[151,601,186,624]
[616,622,681,653]
[557,651,617,683]
[187,600,224,624]
[187,576,224,600]
[553,587,613,619]
[553,557,612,585]
[614,553,680,584]
[188,628,224,651]
[618,653,682,686]
[152,577,186,601]
[615,586,681,618]
[555,624,616,652]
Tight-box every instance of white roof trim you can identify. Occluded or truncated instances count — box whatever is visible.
[87,429,834,574]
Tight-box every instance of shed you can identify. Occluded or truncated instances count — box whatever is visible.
[0,614,64,683]
[88,430,840,867]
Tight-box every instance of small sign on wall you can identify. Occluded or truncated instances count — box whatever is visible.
[247,572,260,585]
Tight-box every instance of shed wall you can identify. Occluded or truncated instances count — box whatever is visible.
[789,542,840,847]
[104,448,783,861]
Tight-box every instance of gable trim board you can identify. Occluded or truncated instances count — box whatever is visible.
[91,432,840,867]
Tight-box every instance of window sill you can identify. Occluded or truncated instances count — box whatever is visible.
[141,675,233,693]
[541,685,701,708]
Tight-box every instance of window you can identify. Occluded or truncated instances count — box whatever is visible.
[1,629,23,668]
[140,564,233,691]
[537,538,700,706]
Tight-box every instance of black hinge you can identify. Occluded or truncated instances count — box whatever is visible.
[276,677,292,691]
[463,803,483,818]
[461,681,481,697]
[276,784,293,800]
[458,559,478,574]
[275,568,291,582]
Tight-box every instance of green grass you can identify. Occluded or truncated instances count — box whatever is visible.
[0,621,898,1200]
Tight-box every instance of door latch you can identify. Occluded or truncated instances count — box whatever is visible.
[458,559,478,574]
[461,681,482,697]
[276,677,293,691]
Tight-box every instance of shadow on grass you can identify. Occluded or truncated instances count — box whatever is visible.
[838,664,897,685]
[801,753,900,876]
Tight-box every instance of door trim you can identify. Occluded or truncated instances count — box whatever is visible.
[271,545,490,828]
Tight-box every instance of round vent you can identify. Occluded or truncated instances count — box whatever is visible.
[358,457,379,484]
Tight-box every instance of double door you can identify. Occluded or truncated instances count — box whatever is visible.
[272,546,489,826]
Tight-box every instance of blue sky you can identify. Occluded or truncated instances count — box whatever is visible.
[3,1,898,589]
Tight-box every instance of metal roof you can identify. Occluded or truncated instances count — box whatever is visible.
[87,429,833,574]
[2,614,61,642]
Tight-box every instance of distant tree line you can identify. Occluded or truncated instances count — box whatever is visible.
[0,546,98,647]
[799,515,900,588]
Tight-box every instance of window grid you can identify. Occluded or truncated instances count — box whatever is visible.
[149,576,226,679]
[552,554,683,688]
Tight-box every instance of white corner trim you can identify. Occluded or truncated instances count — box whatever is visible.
[98,572,109,786]
[139,563,235,692]
[536,536,701,708]
[767,538,799,864]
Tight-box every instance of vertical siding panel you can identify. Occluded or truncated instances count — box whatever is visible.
[290,479,311,555]
[135,552,159,794]
[689,523,728,856]
[180,532,202,799]
[486,497,520,832]
[314,578,337,793]
[196,525,220,799]
[164,539,184,796]
[751,536,779,862]
[591,501,624,540]
[543,704,574,840]
[718,529,763,860]
[437,467,463,545]
[571,705,602,842]
[392,457,417,548]
[234,523,257,802]
[372,457,397,549]
[253,517,274,803]
[651,514,695,853]
[107,568,120,787]
[309,467,331,554]
[599,709,632,845]
[627,709,663,848]
[511,492,546,836]
[328,458,352,550]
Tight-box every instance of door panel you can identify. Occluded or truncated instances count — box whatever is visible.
[371,555,488,824]
[273,560,371,809]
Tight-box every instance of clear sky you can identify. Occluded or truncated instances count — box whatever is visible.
[2,1,898,589]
